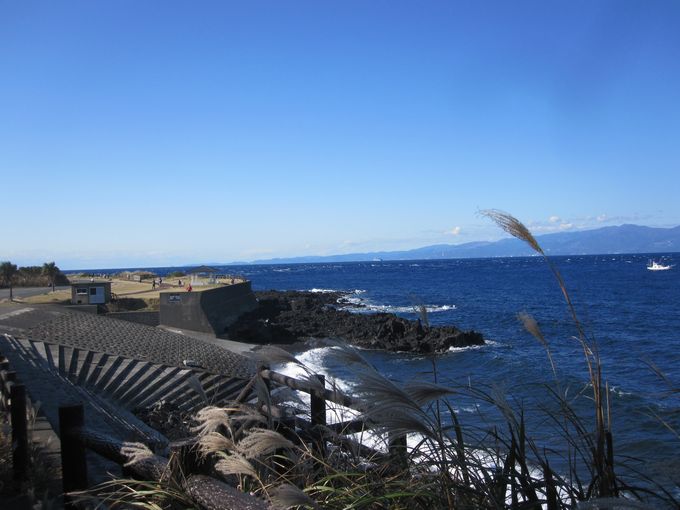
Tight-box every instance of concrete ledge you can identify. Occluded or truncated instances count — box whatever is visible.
[65,304,99,314]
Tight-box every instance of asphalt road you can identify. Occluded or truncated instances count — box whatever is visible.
[0,286,70,300]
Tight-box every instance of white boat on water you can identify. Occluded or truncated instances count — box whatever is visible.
[647,260,673,271]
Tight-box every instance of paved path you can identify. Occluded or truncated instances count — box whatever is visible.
[0,286,69,300]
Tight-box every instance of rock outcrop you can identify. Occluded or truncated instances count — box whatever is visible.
[227,290,484,354]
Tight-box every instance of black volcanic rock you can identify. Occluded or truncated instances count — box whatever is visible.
[227,290,484,354]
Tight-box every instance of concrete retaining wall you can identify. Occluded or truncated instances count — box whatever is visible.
[107,311,160,327]
[159,281,258,335]
[65,304,100,314]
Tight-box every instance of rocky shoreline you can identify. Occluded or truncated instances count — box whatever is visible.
[227,290,484,354]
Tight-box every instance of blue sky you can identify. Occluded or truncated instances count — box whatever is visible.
[2,1,680,269]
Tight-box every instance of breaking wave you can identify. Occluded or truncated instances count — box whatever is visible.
[338,293,456,315]
[309,288,366,294]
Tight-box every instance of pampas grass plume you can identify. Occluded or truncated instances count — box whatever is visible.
[236,428,295,460]
[481,209,544,255]
[214,454,258,479]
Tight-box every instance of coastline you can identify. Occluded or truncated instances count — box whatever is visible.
[226,290,484,354]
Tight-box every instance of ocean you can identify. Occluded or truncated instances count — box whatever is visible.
[105,253,680,489]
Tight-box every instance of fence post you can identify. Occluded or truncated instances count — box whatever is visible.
[257,364,272,426]
[1,369,16,409]
[310,374,326,427]
[10,383,28,483]
[388,431,408,470]
[310,374,327,459]
[59,404,88,506]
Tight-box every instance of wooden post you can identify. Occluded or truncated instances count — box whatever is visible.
[10,383,28,483]
[310,374,327,459]
[59,404,88,505]
[257,364,271,404]
[388,431,408,469]
[1,368,16,409]
[310,374,326,427]
[257,364,272,427]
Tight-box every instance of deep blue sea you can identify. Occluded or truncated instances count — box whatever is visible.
[96,254,680,487]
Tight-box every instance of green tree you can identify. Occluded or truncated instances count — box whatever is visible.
[0,261,18,301]
[42,261,60,292]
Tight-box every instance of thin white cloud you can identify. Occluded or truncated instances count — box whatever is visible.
[526,212,656,235]
[529,219,575,233]
[445,226,462,236]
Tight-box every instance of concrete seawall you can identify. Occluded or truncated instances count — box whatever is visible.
[159,281,258,335]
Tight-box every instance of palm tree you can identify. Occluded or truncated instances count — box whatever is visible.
[1,261,18,301]
[42,261,59,292]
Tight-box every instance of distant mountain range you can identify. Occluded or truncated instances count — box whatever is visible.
[243,224,680,264]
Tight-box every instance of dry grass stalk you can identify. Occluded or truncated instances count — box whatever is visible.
[236,428,295,460]
[403,381,456,406]
[518,311,558,378]
[481,209,544,255]
[483,209,620,500]
[192,406,235,436]
[214,454,258,479]
[269,482,319,509]
[197,432,236,458]
[120,442,155,467]
[252,345,304,367]
[317,338,374,368]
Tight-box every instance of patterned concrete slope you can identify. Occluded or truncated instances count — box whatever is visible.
[1,304,260,485]
[0,333,166,443]
[0,332,167,484]
[25,307,257,379]
[2,333,254,416]
[0,304,65,334]
[1,304,258,411]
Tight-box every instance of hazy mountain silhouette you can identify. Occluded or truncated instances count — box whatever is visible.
[246,224,680,264]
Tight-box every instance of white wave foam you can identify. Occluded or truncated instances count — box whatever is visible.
[447,339,498,353]
[335,290,456,315]
[345,302,456,314]
[272,346,359,425]
[609,385,633,397]
[456,406,479,414]
[310,288,367,294]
